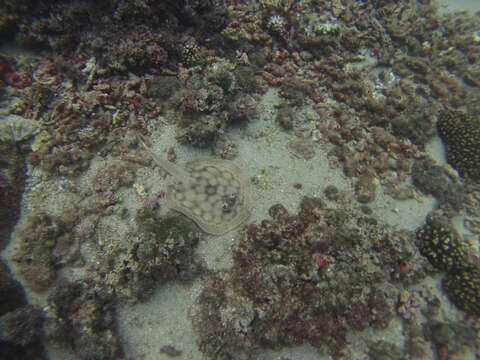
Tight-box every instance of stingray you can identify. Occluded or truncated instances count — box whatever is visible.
[138,136,252,235]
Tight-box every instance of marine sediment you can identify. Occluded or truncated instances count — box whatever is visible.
[0,0,479,359]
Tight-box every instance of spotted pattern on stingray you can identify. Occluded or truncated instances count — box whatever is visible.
[437,109,480,181]
[166,158,251,235]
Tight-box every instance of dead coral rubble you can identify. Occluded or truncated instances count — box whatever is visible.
[45,280,123,360]
[12,213,78,292]
[194,198,427,359]
[86,210,202,302]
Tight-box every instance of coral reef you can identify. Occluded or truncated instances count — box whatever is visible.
[0,0,479,358]
[12,213,78,292]
[424,320,477,358]
[176,114,222,148]
[0,115,46,359]
[8,1,229,73]
[416,215,480,316]
[442,266,480,316]
[367,341,404,360]
[90,163,136,193]
[193,198,427,358]
[45,280,123,360]
[415,216,470,273]
[0,260,26,317]
[171,71,259,148]
[275,105,295,130]
[87,210,202,302]
[437,108,480,182]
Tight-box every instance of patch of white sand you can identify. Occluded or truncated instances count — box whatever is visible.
[116,281,204,360]
[438,0,480,13]
[114,88,446,360]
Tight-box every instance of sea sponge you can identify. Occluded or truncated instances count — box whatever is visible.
[437,109,480,181]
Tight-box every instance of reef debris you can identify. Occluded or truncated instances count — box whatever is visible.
[193,198,427,358]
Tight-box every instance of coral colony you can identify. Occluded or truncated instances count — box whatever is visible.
[0,1,479,360]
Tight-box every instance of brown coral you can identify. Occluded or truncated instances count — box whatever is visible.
[443,266,480,316]
[12,214,78,292]
[415,216,470,273]
[437,109,480,181]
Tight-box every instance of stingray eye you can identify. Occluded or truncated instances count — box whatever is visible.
[221,193,238,213]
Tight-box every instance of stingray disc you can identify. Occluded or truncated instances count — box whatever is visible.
[165,158,251,235]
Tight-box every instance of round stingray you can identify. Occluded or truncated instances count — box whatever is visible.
[165,158,252,235]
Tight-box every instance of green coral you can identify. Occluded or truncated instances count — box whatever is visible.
[437,109,480,181]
